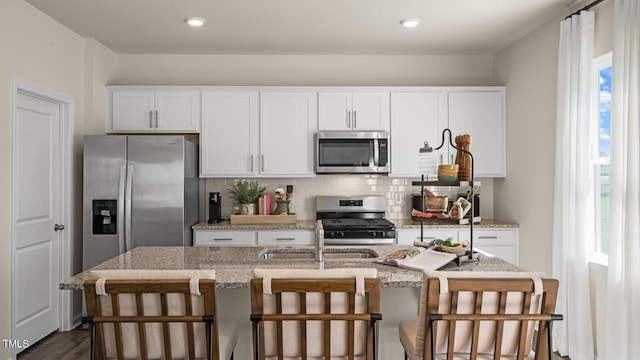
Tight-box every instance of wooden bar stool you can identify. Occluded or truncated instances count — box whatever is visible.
[250,268,382,360]
[83,269,237,360]
[399,271,562,360]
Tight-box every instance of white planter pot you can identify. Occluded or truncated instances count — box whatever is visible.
[240,203,256,215]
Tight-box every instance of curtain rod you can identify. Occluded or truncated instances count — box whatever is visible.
[565,0,607,19]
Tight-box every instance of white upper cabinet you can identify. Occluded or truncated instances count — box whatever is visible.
[390,91,448,177]
[448,90,506,177]
[200,91,317,177]
[318,91,389,131]
[110,89,200,132]
[200,91,259,177]
[259,92,317,176]
[389,87,505,178]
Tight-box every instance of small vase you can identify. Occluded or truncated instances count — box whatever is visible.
[273,200,290,215]
[240,203,256,215]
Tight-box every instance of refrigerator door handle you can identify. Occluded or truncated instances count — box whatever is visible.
[118,165,127,254]
[125,165,134,251]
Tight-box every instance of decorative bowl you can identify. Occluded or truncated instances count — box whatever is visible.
[437,240,469,255]
[438,164,459,170]
[437,168,459,176]
[438,173,458,182]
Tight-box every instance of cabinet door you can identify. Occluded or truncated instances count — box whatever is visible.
[201,91,259,177]
[458,228,518,264]
[111,91,155,131]
[257,230,314,245]
[318,92,352,130]
[194,230,256,246]
[351,91,389,131]
[154,91,200,132]
[390,92,448,177]
[448,91,506,177]
[260,92,317,176]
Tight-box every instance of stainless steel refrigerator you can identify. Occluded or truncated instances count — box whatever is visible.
[82,135,200,270]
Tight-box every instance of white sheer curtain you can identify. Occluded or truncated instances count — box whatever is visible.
[606,0,640,358]
[551,10,595,360]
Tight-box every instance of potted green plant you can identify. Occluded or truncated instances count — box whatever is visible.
[228,179,266,215]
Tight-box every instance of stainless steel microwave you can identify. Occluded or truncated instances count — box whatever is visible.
[315,131,389,174]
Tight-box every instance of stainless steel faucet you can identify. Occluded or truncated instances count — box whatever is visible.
[315,220,324,262]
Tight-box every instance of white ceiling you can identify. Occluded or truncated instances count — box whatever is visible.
[25,0,581,55]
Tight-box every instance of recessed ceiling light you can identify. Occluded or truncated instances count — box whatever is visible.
[185,17,207,27]
[400,18,422,28]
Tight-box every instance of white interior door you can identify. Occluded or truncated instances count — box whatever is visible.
[13,92,62,353]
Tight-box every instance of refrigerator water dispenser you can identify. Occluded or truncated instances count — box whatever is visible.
[92,199,117,234]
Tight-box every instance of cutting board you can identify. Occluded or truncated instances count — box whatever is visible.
[230,214,296,225]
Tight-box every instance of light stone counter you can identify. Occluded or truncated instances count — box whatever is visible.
[61,245,521,291]
[191,219,518,231]
[192,220,316,231]
[393,218,519,229]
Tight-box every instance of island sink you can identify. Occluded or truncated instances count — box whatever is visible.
[259,247,379,260]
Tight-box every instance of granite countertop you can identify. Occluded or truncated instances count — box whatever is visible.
[61,245,521,291]
[393,218,519,229]
[192,220,317,231]
[192,219,518,231]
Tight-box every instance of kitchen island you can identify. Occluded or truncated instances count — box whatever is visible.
[61,245,521,360]
[61,245,521,290]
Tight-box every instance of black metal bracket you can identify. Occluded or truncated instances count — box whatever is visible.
[416,128,477,265]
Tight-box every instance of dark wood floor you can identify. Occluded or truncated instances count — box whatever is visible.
[18,327,571,359]
[17,327,90,360]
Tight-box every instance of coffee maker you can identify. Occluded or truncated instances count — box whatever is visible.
[208,192,222,223]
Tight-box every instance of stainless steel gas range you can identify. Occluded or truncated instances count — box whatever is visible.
[316,195,396,245]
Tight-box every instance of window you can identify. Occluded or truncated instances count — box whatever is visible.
[592,53,612,260]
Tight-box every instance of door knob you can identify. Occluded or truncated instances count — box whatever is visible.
[54,224,65,231]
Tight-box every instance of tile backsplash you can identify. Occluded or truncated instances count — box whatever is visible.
[204,175,493,221]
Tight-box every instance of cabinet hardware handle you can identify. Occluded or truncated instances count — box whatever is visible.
[250,155,254,172]
[54,224,65,231]
[213,238,233,241]
[478,236,499,239]
[276,238,296,241]
[347,110,351,128]
[261,155,264,172]
[149,111,153,128]
[155,110,159,128]
[440,154,444,164]
[451,154,454,164]
[353,110,357,128]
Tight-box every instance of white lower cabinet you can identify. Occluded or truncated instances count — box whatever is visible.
[397,227,519,265]
[194,229,314,246]
[257,230,314,245]
[194,230,256,246]
[458,228,519,265]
